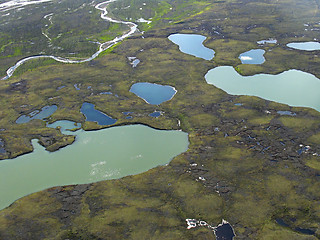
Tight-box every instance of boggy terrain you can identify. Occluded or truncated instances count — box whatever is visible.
[0,0,320,239]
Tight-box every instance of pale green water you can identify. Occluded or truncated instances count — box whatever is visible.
[0,124,188,210]
[205,66,320,111]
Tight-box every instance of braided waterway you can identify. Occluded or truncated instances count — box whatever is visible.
[0,124,188,210]
[1,0,138,80]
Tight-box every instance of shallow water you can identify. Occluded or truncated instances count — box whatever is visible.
[287,41,320,51]
[130,82,177,105]
[168,33,215,60]
[205,66,320,111]
[0,124,188,210]
[47,120,81,131]
[16,105,57,124]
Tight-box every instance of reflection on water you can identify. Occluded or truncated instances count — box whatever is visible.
[239,49,265,64]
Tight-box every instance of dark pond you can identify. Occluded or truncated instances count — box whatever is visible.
[276,219,315,235]
[123,112,133,119]
[0,139,5,154]
[130,82,177,105]
[80,102,117,125]
[295,227,315,235]
[149,111,161,117]
[276,218,290,227]
[215,221,236,240]
[239,49,265,64]
[16,105,58,124]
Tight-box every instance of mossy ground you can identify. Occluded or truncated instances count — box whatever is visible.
[0,0,320,239]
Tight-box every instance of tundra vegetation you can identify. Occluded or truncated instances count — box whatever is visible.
[0,0,319,239]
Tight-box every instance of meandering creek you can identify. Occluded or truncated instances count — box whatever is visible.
[1,0,138,80]
[0,124,188,210]
[1,3,319,237]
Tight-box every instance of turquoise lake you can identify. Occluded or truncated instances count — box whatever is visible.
[168,33,215,60]
[130,82,177,105]
[205,66,320,111]
[0,124,188,210]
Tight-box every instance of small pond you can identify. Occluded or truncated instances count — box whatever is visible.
[81,102,117,125]
[130,82,177,105]
[168,33,215,60]
[149,111,161,117]
[205,66,320,111]
[215,221,236,240]
[277,111,296,116]
[16,105,57,124]
[128,57,140,67]
[47,120,81,131]
[287,41,320,51]
[0,124,189,210]
[239,49,265,64]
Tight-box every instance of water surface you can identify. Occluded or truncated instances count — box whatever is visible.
[130,82,177,105]
[168,34,215,60]
[16,105,57,124]
[81,102,117,125]
[215,222,236,240]
[287,42,320,51]
[47,120,81,131]
[205,66,320,111]
[239,49,265,64]
[149,111,161,117]
[0,124,188,210]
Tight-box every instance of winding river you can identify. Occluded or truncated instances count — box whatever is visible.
[1,0,138,80]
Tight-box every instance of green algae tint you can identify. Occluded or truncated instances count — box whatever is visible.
[0,125,188,210]
[205,66,320,112]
